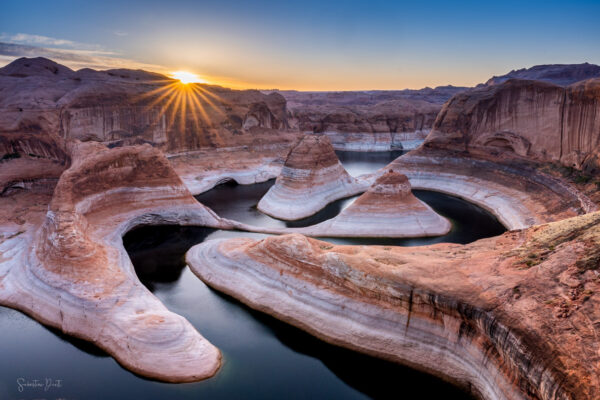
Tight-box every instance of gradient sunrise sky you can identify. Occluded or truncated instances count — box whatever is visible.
[1,0,599,90]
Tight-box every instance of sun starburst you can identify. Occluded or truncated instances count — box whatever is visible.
[133,75,227,148]
[171,71,205,84]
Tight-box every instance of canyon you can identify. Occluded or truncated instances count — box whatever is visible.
[1,57,600,400]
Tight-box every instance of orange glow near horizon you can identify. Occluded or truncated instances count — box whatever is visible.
[171,71,206,84]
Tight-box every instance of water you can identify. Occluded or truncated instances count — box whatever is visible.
[335,150,405,177]
[0,151,501,399]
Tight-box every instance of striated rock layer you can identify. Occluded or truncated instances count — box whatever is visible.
[295,170,451,237]
[425,78,600,172]
[257,135,370,220]
[0,141,236,382]
[388,150,596,230]
[187,214,600,400]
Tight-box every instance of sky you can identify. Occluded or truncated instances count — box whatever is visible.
[1,0,599,90]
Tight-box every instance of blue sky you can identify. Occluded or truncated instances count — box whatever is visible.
[1,0,599,89]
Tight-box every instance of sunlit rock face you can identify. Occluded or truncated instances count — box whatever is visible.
[0,57,297,153]
[296,170,451,237]
[257,135,369,220]
[425,78,600,171]
[187,212,600,400]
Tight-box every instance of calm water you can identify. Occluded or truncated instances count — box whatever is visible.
[0,151,501,400]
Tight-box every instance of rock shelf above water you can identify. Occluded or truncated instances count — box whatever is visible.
[294,170,451,238]
[187,216,600,400]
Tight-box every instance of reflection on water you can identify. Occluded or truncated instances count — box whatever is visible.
[195,179,358,229]
[195,183,506,246]
[0,151,494,400]
[335,150,405,176]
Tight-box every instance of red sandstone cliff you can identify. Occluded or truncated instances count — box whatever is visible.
[424,78,600,173]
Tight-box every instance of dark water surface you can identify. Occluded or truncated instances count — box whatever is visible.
[0,151,501,399]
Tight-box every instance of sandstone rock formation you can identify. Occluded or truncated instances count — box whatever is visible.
[257,135,370,220]
[2,56,600,399]
[1,132,70,195]
[278,87,467,151]
[0,141,237,382]
[0,57,298,154]
[486,63,600,86]
[187,212,600,400]
[387,151,595,230]
[295,170,451,237]
[425,78,600,171]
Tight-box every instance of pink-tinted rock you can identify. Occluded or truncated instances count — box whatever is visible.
[257,135,369,220]
[296,170,450,237]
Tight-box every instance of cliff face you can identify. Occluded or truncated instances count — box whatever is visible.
[0,132,70,194]
[0,57,295,154]
[425,78,600,171]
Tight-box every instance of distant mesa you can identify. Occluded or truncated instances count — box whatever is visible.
[485,63,600,86]
[0,56,75,78]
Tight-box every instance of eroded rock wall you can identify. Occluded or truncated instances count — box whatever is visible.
[425,78,600,170]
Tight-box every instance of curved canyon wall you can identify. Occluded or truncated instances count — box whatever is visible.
[424,78,600,171]
[0,140,236,382]
[188,213,600,400]
[0,132,70,194]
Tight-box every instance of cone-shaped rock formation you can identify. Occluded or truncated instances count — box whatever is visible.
[257,135,368,220]
[296,170,451,237]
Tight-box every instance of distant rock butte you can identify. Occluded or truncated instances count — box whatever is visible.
[257,135,370,220]
[486,63,600,86]
[296,170,451,237]
[275,87,468,151]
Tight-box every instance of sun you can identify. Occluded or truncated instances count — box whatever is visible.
[171,71,205,84]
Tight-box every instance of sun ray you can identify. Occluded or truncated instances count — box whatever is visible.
[190,85,226,116]
[185,88,201,134]
[188,86,211,124]
[125,73,227,149]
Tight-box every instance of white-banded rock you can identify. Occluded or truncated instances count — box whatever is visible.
[187,217,600,400]
[295,170,451,237]
[257,135,369,220]
[0,141,232,382]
